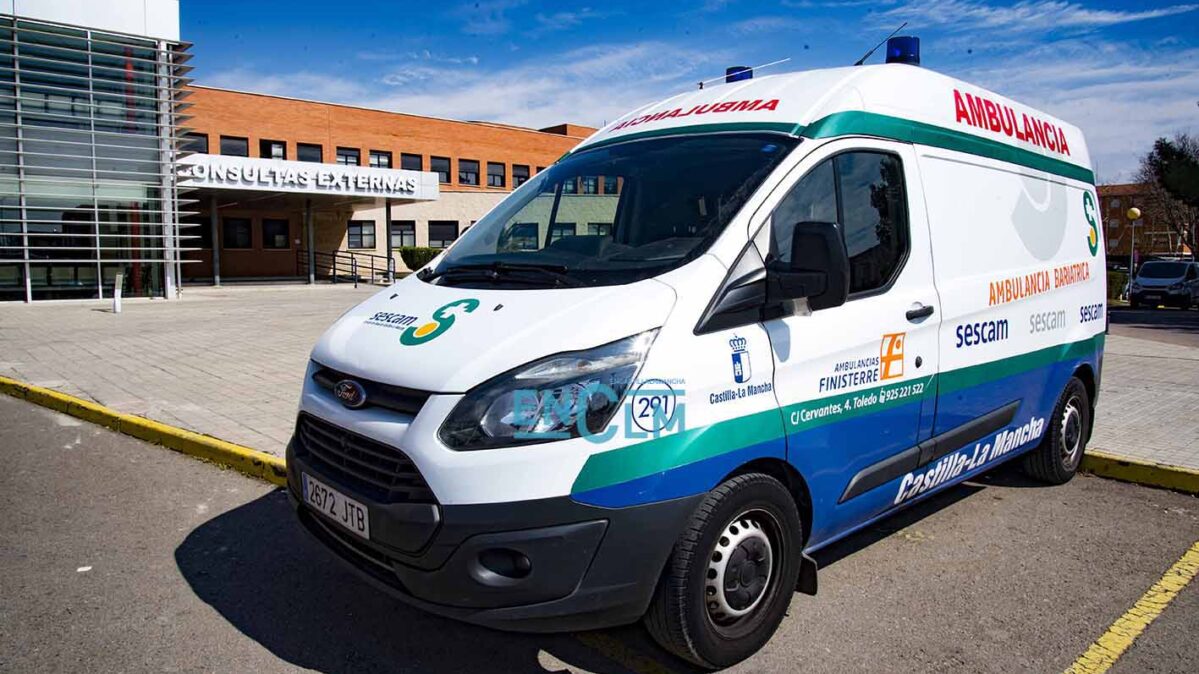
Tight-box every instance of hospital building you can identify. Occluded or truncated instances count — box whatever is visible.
[1,0,594,302]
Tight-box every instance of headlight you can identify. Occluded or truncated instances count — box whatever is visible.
[439,330,658,450]
[1169,282,1184,290]
[1131,281,1141,291]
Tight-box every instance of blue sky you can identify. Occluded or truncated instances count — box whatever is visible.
[184,0,1198,181]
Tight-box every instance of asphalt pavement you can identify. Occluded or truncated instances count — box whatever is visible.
[1108,305,1199,348]
[1,394,1197,673]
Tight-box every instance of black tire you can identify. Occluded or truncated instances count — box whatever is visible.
[1129,299,1140,309]
[644,473,802,669]
[1022,376,1091,485]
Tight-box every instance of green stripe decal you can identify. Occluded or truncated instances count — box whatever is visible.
[571,335,1103,494]
[801,111,1095,184]
[571,407,782,493]
[575,121,802,153]
[940,333,1103,394]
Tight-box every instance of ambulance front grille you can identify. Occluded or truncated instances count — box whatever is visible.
[295,414,437,504]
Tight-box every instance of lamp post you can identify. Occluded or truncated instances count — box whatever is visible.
[1127,207,1142,277]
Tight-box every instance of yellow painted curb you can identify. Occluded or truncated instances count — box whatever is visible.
[0,375,287,487]
[1081,449,1199,496]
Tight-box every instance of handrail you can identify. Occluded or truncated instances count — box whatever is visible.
[296,248,396,286]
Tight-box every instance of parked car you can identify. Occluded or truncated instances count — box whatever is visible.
[1130,261,1199,309]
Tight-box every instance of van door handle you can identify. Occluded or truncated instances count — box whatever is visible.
[906,304,935,321]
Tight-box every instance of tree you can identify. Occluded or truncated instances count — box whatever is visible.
[1135,134,1199,256]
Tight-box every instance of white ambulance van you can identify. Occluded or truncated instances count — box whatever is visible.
[288,53,1105,668]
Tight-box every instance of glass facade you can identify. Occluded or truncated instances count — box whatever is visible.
[0,15,189,301]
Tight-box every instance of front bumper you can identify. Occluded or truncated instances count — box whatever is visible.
[287,439,701,632]
[1131,288,1188,305]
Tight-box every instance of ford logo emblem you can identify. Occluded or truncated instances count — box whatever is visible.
[333,379,367,409]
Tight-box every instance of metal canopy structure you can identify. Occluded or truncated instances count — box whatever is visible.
[0,13,191,302]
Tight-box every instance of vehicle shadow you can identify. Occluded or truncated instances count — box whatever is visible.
[174,489,634,674]
[175,462,1040,674]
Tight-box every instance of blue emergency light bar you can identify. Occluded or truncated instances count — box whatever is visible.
[726,66,753,83]
[885,36,920,65]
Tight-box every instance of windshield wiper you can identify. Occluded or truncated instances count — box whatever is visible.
[424,261,584,287]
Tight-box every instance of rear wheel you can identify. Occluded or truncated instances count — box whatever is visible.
[645,473,801,669]
[1022,376,1090,484]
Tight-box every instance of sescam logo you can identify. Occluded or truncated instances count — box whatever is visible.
[1029,309,1068,334]
[895,416,1046,505]
[1080,303,1104,323]
[956,318,1009,348]
[1083,191,1100,257]
[398,299,480,346]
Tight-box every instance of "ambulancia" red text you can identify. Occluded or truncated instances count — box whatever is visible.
[612,99,780,131]
[953,89,1071,157]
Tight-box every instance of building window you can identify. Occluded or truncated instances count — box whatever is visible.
[390,220,416,248]
[369,150,392,169]
[222,217,252,249]
[603,176,618,194]
[261,219,290,249]
[581,176,599,194]
[536,166,546,173]
[337,147,361,166]
[259,139,286,160]
[219,136,249,157]
[183,133,208,154]
[500,222,538,250]
[347,221,376,249]
[297,143,323,163]
[430,156,450,183]
[513,164,530,187]
[586,222,611,236]
[487,162,506,188]
[562,177,578,194]
[1111,198,1122,210]
[401,153,422,171]
[459,159,480,186]
[549,221,576,243]
[428,220,459,248]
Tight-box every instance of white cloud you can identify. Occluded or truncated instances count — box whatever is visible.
[201,68,370,103]
[879,0,1199,33]
[202,42,730,131]
[532,8,607,34]
[454,0,528,36]
[728,16,808,35]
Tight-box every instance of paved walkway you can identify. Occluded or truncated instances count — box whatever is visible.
[0,285,375,453]
[1091,335,1199,469]
[1,290,1196,471]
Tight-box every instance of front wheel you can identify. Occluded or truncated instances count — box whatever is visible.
[1022,376,1091,484]
[644,473,802,669]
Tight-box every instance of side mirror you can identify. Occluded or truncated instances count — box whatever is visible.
[767,221,849,311]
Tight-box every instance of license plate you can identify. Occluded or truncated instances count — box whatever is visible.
[303,472,370,540]
[1144,294,1161,302]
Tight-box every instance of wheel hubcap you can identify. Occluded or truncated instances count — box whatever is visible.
[706,514,773,624]
[1061,397,1083,467]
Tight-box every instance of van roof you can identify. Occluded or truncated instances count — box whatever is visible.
[572,64,1093,184]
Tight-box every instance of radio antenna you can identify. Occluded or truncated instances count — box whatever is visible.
[697,57,791,90]
[852,21,907,66]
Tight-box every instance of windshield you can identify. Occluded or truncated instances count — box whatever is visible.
[423,133,797,288]
[1138,262,1187,279]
